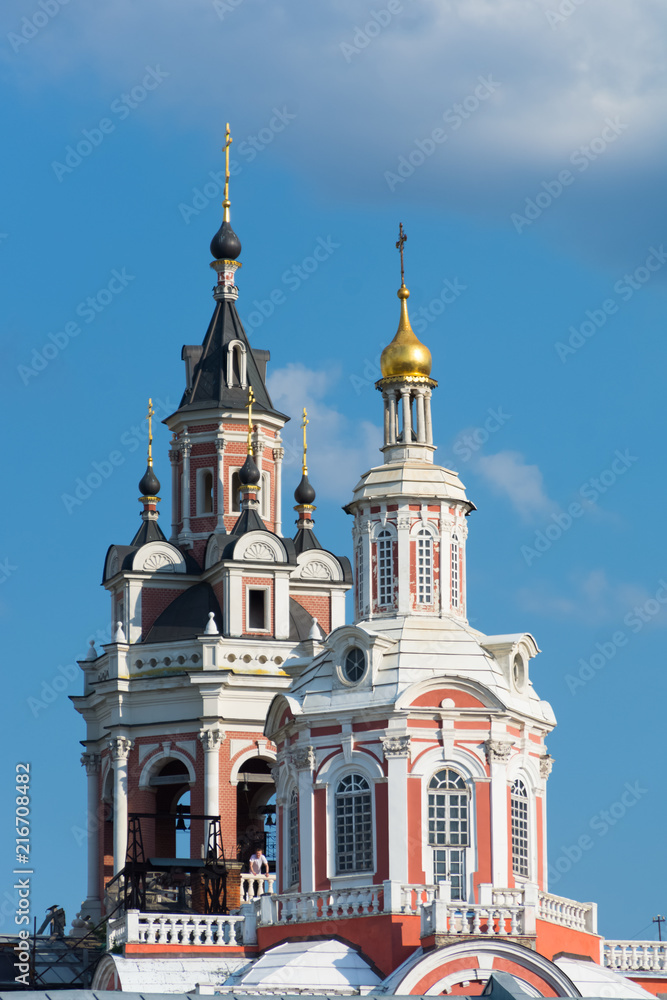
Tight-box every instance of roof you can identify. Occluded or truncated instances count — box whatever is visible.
[176,297,287,419]
[142,583,222,643]
[555,958,659,998]
[235,939,382,994]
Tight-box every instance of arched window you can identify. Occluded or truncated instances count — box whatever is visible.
[356,542,364,614]
[202,470,213,514]
[377,530,393,607]
[226,340,247,388]
[417,529,433,604]
[288,789,299,887]
[428,768,469,900]
[451,534,460,608]
[231,471,241,512]
[335,774,373,873]
[511,778,529,877]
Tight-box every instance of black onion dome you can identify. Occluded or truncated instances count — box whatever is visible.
[210,220,242,261]
[294,472,316,505]
[139,464,161,496]
[239,453,261,486]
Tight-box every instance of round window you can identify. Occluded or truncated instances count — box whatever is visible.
[343,647,365,683]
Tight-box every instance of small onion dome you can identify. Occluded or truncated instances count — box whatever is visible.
[139,464,161,497]
[210,220,242,261]
[239,452,261,486]
[294,472,316,505]
[380,285,432,379]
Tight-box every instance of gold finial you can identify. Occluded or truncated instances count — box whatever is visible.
[147,397,155,466]
[246,385,255,455]
[396,222,407,286]
[222,123,233,222]
[301,408,309,475]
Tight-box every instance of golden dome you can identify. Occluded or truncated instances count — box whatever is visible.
[380,285,432,379]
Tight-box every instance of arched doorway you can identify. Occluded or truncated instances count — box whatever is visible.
[235,758,276,872]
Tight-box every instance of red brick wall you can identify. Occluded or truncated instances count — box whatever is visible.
[290,593,331,635]
[141,588,187,637]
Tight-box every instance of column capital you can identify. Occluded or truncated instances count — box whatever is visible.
[382,735,411,759]
[291,745,316,771]
[108,737,133,763]
[397,515,411,530]
[273,446,285,461]
[81,752,101,774]
[484,739,513,764]
[199,727,224,752]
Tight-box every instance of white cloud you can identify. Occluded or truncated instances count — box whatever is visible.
[474,449,556,520]
[517,569,667,627]
[267,362,381,502]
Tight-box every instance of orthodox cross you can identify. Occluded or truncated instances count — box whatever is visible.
[246,385,255,455]
[222,122,233,220]
[396,223,407,285]
[146,398,155,466]
[301,408,309,475]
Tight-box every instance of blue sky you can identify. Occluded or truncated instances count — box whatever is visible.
[1,0,666,942]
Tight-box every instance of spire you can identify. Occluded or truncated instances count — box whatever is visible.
[294,407,321,553]
[380,224,433,380]
[375,226,438,464]
[209,123,242,262]
[132,398,166,546]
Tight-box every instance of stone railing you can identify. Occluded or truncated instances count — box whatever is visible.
[604,941,667,973]
[269,885,384,924]
[241,873,277,901]
[399,884,439,914]
[107,910,247,948]
[538,891,597,934]
[421,901,524,938]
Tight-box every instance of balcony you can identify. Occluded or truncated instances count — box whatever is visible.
[604,941,667,974]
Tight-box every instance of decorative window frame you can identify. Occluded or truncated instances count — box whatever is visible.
[317,752,383,888]
[138,749,196,790]
[226,339,247,389]
[196,466,215,516]
[372,521,397,609]
[261,471,271,519]
[229,467,242,513]
[245,583,271,633]
[411,521,438,606]
[506,760,539,882]
[285,785,300,890]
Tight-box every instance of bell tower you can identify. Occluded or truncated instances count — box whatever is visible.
[345,225,475,623]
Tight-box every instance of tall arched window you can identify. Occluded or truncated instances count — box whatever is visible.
[202,470,213,514]
[428,768,469,900]
[511,778,529,877]
[335,774,373,873]
[451,534,460,608]
[377,530,393,607]
[231,471,241,512]
[288,789,299,887]
[356,541,364,614]
[261,472,270,519]
[417,529,433,604]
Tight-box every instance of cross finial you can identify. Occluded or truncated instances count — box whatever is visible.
[146,397,155,466]
[396,223,407,286]
[222,122,233,222]
[301,407,309,475]
[246,385,255,455]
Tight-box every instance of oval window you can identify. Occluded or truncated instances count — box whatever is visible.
[343,647,365,683]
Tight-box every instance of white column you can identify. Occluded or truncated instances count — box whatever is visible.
[81,753,102,921]
[424,388,433,445]
[109,737,133,875]
[382,737,410,882]
[181,435,191,539]
[415,388,426,443]
[485,740,512,888]
[362,521,373,621]
[273,446,284,535]
[216,430,225,532]
[400,388,412,442]
[199,728,223,848]
[387,391,398,444]
[292,746,316,892]
[397,513,411,615]
[383,391,391,446]
[169,443,179,542]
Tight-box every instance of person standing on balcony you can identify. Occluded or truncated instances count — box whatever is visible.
[248,846,270,899]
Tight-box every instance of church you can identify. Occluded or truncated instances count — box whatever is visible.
[71,130,666,996]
